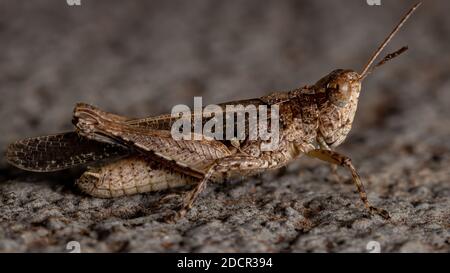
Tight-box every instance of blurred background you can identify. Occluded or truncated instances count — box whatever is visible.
[1,0,448,148]
[0,0,449,252]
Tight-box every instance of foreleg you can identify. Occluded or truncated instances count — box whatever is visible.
[307,149,390,219]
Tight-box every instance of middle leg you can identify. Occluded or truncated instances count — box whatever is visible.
[174,156,275,219]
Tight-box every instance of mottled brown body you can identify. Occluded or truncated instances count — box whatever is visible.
[6,3,421,220]
[70,72,358,193]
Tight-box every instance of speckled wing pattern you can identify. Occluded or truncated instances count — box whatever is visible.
[5,132,129,172]
[73,103,233,176]
[7,98,272,174]
[4,108,209,172]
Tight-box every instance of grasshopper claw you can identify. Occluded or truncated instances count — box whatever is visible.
[164,208,188,223]
[369,206,391,220]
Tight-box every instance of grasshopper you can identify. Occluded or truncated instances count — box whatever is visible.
[5,3,421,220]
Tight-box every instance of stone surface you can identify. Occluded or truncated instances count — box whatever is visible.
[0,0,449,252]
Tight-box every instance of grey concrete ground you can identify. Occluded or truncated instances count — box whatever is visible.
[0,0,449,252]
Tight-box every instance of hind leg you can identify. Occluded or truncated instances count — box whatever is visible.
[77,156,197,198]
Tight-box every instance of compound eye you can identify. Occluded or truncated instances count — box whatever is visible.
[327,81,351,107]
[327,82,339,90]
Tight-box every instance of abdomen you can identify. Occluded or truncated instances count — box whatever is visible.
[76,156,198,198]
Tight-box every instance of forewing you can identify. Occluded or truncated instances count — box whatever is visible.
[94,126,232,175]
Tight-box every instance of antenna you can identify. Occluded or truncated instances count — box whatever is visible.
[362,46,409,78]
[359,2,421,80]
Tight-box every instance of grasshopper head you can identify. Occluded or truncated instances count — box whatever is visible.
[314,69,361,108]
[314,3,421,108]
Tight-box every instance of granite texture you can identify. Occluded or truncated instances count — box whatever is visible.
[0,0,449,252]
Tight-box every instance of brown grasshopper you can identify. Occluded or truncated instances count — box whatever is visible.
[5,3,421,220]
